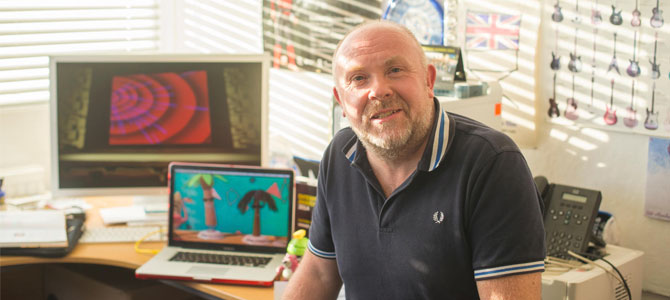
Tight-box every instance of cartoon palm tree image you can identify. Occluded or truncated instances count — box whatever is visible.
[238,190,277,236]
[186,173,227,239]
[237,182,282,245]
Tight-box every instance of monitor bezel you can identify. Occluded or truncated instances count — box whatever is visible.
[49,54,270,197]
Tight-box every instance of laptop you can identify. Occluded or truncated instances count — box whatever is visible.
[136,162,294,286]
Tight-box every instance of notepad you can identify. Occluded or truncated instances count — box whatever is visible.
[0,210,68,248]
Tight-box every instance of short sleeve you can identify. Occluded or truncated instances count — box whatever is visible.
[306,151,336,259]
[468,151,546,280]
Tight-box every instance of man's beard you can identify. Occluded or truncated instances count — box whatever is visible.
[350,98,433,161]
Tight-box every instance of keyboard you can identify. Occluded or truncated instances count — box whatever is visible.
[79,226,167,243]
[170,252,272,267]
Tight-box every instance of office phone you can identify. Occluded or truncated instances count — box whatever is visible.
[534,176,602,260]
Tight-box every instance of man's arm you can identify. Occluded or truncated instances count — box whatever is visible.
[476,272,541,300]
[281,250,342,300]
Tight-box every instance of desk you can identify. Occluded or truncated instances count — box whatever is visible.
[0,197,274,300]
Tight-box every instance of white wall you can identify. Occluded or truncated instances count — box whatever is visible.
[0,103,51,190]
[523,123,670,295]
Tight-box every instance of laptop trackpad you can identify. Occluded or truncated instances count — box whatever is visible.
[187,266,229,276]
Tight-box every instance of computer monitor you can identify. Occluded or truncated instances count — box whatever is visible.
[49,54,269,197]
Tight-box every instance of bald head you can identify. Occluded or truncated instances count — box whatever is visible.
[331,20,427,79]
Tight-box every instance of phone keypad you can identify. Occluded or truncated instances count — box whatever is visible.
[546,208,591,259]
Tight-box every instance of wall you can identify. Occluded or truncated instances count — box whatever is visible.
[0,103,51,191]
[523,122,670,295]
[527,0,670,294]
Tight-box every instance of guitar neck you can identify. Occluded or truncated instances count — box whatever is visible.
[610,79,615,105]
[552,73,557,98]
[651,82,656,111]
[653,32,658,62]
[630,80,636,106]
[632,32,637,59]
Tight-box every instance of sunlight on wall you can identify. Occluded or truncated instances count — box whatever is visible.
[181,0,261,53]
[268,69,332,160]
[457,0,541,147]
[177,0,333,162]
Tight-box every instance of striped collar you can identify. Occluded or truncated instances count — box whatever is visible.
[343,98,450,172]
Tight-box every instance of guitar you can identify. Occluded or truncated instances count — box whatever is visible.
[565,75,579,120]
[650,32,661,80]
[651,0,664,28]
[644,82,659,130]
[610,5,623,25]
[589,28,597,112]
[548,73,560,118]
[626,31,640,78]
[591,0,603,25]
[607,33,620,74]
[568,53,582,72]
[631,0,641,27]
[572,0,582,23]
[552,0,564,22]
[551,52,561,70]
[568,30,582,73]
[623,80,638,128]
[604,79,618,125]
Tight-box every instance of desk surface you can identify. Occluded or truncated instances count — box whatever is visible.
[0,196,275,300]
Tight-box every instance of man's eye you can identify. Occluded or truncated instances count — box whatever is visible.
[390,67,402,73]
[351,75,366,82]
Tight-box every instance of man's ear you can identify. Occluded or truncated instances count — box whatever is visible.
[333,87,346,117]
[426,64,437,98]
[333,87,341,105]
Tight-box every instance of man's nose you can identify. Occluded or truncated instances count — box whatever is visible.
[368,76,393,101]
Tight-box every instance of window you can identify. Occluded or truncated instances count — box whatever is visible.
[0,0,161,106]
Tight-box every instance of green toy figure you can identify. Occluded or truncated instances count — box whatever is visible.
[277,229,308,280]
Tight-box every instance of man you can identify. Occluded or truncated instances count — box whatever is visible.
[283,20,545,299]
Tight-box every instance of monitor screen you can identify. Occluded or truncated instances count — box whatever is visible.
[50,55,269,196]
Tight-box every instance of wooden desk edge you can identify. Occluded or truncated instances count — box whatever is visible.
[1,244,275,300]
[1,196,275,300]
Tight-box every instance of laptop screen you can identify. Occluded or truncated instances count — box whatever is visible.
[168,163,293,253]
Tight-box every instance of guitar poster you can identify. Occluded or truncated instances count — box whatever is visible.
[541,0,670,138]
[645,137,670,221]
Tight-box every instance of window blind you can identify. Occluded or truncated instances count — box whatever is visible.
[0,0,161,106]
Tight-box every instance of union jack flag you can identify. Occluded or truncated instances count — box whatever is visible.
[466,12,521,50]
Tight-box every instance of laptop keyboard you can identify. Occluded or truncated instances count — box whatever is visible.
[170,252,272,267]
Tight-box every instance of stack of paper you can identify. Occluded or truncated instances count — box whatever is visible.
[0,210,68,248]
[98,206,147,225]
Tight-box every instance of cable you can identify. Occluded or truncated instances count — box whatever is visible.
[567,250,631,300]
[599,257,632,300]
[544,255,592,276]
[134,228,166,255]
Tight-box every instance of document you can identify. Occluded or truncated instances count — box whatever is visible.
[0,210,68,248]
[98,205,147,225]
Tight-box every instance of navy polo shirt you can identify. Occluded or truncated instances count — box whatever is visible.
[308,98,545,299]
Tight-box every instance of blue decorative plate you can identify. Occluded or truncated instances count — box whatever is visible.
[383,0,444,45]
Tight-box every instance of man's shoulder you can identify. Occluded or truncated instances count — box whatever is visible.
[330,127,357,149]
[449,113,519,154]
[321,127,357,164]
